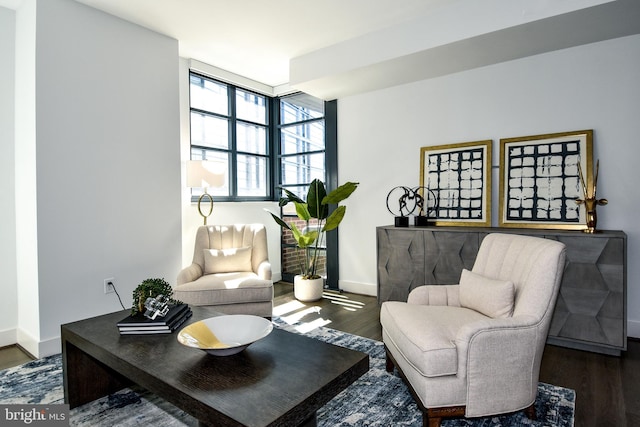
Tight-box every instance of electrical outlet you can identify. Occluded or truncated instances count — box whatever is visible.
[104,278,115,294]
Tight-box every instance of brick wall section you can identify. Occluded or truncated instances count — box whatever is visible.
[281,217,326,276]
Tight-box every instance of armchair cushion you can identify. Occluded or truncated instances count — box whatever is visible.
[177,225,273,317]
[408,284,460,306]
[174,272,272,306]
[381,301,488,377]
[459,269,515,319]
[203,247,252,274]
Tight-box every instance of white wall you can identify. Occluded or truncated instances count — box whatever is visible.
[338,35,640,336]
[14,0,39,353]
[11,0,182,357]
[0,5,17,347]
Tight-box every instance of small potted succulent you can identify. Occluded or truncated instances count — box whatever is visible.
[268,179,358,301]
[131,278,181,316]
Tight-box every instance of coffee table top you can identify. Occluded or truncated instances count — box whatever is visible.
[61,306,369,426]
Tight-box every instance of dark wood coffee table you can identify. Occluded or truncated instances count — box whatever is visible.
[61,306,369,426]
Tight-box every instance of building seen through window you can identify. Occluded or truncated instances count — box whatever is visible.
[189,73,269,200]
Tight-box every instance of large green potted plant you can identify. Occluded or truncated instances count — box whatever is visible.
[268,179,358,301]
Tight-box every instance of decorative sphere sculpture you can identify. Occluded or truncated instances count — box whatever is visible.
[386,186,438,227]
[386,186,416,218]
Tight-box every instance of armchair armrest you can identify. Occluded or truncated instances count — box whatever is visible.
[455,315,539,342]
[177,263,203,286]
[256,260,272,280]
[454,315,541,417]
[407,284,460,306]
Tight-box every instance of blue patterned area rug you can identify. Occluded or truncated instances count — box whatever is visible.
[0,318,574,427]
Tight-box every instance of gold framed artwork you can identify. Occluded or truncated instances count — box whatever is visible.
[419,140,492,227]
[499,130,593,230]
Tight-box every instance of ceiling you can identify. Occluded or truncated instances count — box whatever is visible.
[3,0,639,99]
[72,0,453,87]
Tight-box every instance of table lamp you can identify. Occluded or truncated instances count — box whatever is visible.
[187,160,226,225]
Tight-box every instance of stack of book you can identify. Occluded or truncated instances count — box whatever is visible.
[117,304,192,335]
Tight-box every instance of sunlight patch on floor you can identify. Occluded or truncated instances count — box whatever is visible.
[273,286,369,334]
[322,292,366,310]
[279,306,323,325]
[273,299,306,317]
[293,317,332,334]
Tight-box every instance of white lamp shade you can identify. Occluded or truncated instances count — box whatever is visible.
[187,160,226,189]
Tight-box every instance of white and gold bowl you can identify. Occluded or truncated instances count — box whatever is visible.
[177,315,273,356]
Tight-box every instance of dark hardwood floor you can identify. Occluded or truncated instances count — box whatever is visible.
[0,345,33,371]
[1,281,638,426]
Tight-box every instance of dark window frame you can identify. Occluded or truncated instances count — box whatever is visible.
[275,96,339,289]
[189,71,274,202]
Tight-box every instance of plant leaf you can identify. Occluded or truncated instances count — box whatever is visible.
[294,202,311,221]
[307,179,328,219]
[323,181,359,204]
[291,222,318,248]
[282,188,305,204]
[268,211,292,230]
[278,197,289,207]
[323,205,346,231]
[298,232,318,248]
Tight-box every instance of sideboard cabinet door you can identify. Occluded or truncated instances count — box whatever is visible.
[423,230,479,285]
[547,233,626,354]
[377,227,425,303]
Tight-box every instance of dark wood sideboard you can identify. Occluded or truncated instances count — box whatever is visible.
[376,226,627,356]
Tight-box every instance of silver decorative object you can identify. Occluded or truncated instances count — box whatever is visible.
[144,294,170,320]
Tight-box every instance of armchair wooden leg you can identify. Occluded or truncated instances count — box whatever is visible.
[524,403,536,420]
[384,347,395,372]
[425,406,465,427]
[425,415,441,427]
[385,355,394,372]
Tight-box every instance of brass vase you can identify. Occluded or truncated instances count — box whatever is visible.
[576,160,607,233]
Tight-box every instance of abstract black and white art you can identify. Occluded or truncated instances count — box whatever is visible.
[420,140,492,227]
[499,130,593,229]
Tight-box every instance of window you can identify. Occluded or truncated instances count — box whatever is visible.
[189,72,271,200]
[279,94,325,199]
[277,93,328,282]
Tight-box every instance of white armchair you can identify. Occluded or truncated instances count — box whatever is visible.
[175,224,273,318]
[381,233,566,426]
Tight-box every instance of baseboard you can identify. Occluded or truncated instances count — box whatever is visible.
[16,329,60,359]
[337,280,376,297]
[16,328,38,358]
[0,328,17,347]
[38,336,61,358]
[627,319,640,339]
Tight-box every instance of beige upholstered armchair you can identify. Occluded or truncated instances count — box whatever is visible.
[381,233,566,426]
[175,224,273,318]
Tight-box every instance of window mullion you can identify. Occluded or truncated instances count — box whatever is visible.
[269,97,279,201]
[229,86,237,197]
